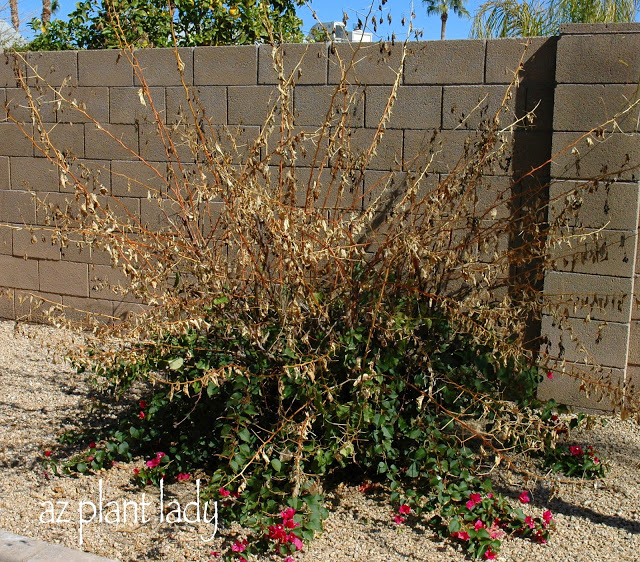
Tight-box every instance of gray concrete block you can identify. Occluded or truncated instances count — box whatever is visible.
[544,270,634,323]
[442,84,515,130]
[551,131,640,182]
[90,263,137,301]
[0,530,47,561]
[540,314,630,369]
[165,85,226,124]
[13,228,61,260]
[404,40,485,85]
[111,160,166,197]
[207,125,260,164]
[85,123,138,160]
[363,169,439,211]
[550,228,637,278]
[556,33,640,84]
[56,86,110,124]
[36,123,85,159]
[194,45,257,85]
[4,87,57,122]
[337,128,403,171]
[485,37,557,84]
[134,47,194,86]
[291,165,364,209]
[0,156,10,190]
[61,159,111,194]
[294,85,364,127]
[549,180,640,231]
[560,22,640,35]
[0,123,34,157]
[263,125,331,168]
[0,254,39,290]
[328,42,404,85]
[62,294,114,323]
[138,123,195,162]
[524,84,554,131]
[10,156,59,192]
[554,84,640,133]
[40,259,89,296]
[0,189,35,224]
[27,50,77,87]
[629,320,640,364]
[366,85,441,129]
[0,287,14,318]
[110,86,165,124]
[0,51,24,87]
[537,359,623,411]
[78,50,133,87]
[60,239,113,266]
[259,43,328,85]
[34,191,74,225]
[228,85,278,126]
[0,225,11,254]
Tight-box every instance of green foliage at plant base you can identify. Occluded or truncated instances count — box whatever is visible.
[27,0,305,50]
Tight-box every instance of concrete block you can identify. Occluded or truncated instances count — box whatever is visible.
[138,123,195,162]
[165,85,226,124]
[294,85,364,127]
[556,33,640,84]
[0,156,10,190]
[259,43,328,85]
[338,128,403,171]
[363,169,439,212]
[34,191,73,225]
[263,125,331,168]
[293,166,364,209]
[139,196,182,232]
[553,84,640,132]
[13,228,61,260]
[134,47,194,86]
[544,270,633,323]
[228,85,278,126]
[4,87,57,122]
[549,180,640,231]
[560,22,640,34]
[485,37,557,85]
[40,259,89,296]
[442,85,515,130]
[56,86,110,123]
[10,156,59,192]
[0,225,11,254]
[14,289,63,322]
[366,85,441,129]
[85,123,139,160]
[62,294,114,324]
[78,50,133,87]
[194,45,257,85]
[328,42,404,85]
[110,86,165,124]
[551,131,640,182]
[550,228,637,278]
[113,300,146,321]
[0,530,47,560]
[0,51,24,87]
[35,123,85,159]
[0,123,34,156]
[61,159,111,194]
[60,239,113,266]
[0,288,13,318]
[537,360,623,411]
[208,125,260,164]
[525,84,554,131]
[0,189,35,224]
[404,40,485,85]
[111,160,166,197]
[26,50,77,87]
[90,263,135,301]
[629,320,640,364]
[0,254,39,290]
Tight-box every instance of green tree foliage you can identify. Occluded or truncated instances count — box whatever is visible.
[423,0,470,40]
[472,0,639,37]
[27,0,305,50]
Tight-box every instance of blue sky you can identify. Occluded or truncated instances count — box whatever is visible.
[4,0,482,42]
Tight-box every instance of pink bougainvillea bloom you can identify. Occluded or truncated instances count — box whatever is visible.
[177,473,190,481]
[487,493,493,499]
[284,518,299,529]
[44,451,51,458]
[231,539,247,552]
[469,493,482,504]
[458,531,470,541]
[86,456,94,463]
[281,508,296,520]
[398,504,411,515]
[484,549,497,560]
[209,552,219,558]
[525,515,535,529]
[474,520,485,531]
[219,487,231,497]
[133,468,140,475]
[569,445,583,456]
[88,442,96,449]
[268,524,288,543]
[139,400,147,409]
[284,558,295,562]
[358,482,374,493]
[289,534,303,550]
[535,530,547,544]
[546,370,554,379]
[393,515,406,524]
[139,411,146,419]
[238,558,247,562]
[519,491,530,503]
[542,511,553,524]
[466,499,476,510]
[146,458,160,468]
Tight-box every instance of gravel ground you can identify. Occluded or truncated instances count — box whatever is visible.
[0,319,639,561]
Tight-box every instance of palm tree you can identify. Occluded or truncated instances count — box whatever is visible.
[472,0,639,37]
[9,0,19,31]
[423,0,470,40]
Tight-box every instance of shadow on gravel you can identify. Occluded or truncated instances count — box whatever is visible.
[547,496,640,534]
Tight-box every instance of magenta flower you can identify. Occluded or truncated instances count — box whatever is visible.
[546,370,554,379]
[139,400,147,409]
[139,411,146,419]
[177,473,190,481]
[569,445,583,456]
[289,534,303,550]
[284,558,295,562]
[484,549,497,560]
[398,504,411,515]
[525,515,535,529]
[542,510,553,524]
[518,491,530,503]
[474,519,485,531]
[88,442,96,449]
[393,515,406,524]
[146,458,159,468]
[281,508,296,520]
[219,487,231,497]
[457,531,470,541]
[231,539,247,552]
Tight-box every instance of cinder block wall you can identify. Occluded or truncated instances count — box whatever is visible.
[0,23,638,409]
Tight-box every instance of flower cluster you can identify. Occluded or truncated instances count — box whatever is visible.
[145,451,165,469]
[393,504,411,524]
[544,443,607,478]
[266,508,303,553]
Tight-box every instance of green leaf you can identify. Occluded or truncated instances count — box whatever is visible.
[271,458,282,471]
[168,357,184,370]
